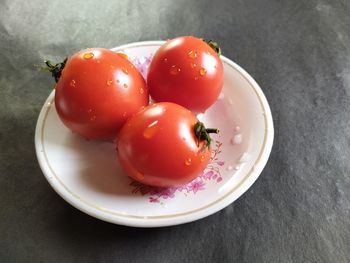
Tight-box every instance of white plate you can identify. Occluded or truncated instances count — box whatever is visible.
[35,41,274,227]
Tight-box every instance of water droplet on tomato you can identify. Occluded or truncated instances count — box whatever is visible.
[143,120,159,139]
[96,60,101,64]
[139,88,144,94]
[185,158,192,166]
[117,52,128,59]
[200,155,205,162]
[83,52,94,59]
[87,109,93,113]
[190,63,197,68]
[123,111,127,117]
[122,68,128,74]
[136,171,145,181]
[70,79,76,87]
[107,80,113,86]
[123,83,128,88]
[163,58,168,63]
[199,68,207,76]
[169,65,180,75]
[90,115,96,121]
[194,76,199,80]
[188,50,197,59]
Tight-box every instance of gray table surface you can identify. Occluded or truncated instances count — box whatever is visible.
[1,0,349,262]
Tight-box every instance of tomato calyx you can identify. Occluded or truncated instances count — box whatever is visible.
[44,58,68,82]
[203,39,221,56]
[194,121,219,150]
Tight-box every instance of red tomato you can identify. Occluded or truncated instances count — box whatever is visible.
[117,102,218,187]
[147,36,224,113]
[51,48,148,140]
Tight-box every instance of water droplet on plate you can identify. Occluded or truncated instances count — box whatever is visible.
[83,52,94,59]
[231,134,242,145]
[234,165,240,170]
[227,166,233,171]
[235,126,240,132]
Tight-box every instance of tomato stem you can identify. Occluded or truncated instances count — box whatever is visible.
[203,39,221,56]
[205,128,219,134]
[194,122,219,150]
[44,58,68,82]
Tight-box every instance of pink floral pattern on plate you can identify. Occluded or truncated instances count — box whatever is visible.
[130,54,153,79]
[130,141,224,203]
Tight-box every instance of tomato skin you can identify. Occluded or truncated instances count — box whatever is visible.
[55,48,148,140]
[147,36,224,113]
[117,102,211,187]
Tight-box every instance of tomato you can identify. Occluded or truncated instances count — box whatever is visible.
[48,48,148,140]
[117,102,218,187]
[147,36,224,113]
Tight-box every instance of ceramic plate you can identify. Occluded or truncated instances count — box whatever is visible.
[35,41,274,227]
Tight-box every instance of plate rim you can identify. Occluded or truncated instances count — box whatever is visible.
[35,40,274,227]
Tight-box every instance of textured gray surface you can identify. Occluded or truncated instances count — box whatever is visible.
[0,0,349,262]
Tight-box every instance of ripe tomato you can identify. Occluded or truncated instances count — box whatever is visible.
[117,102,218,187]
[147,36,224,113]
[48,48,148,140]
